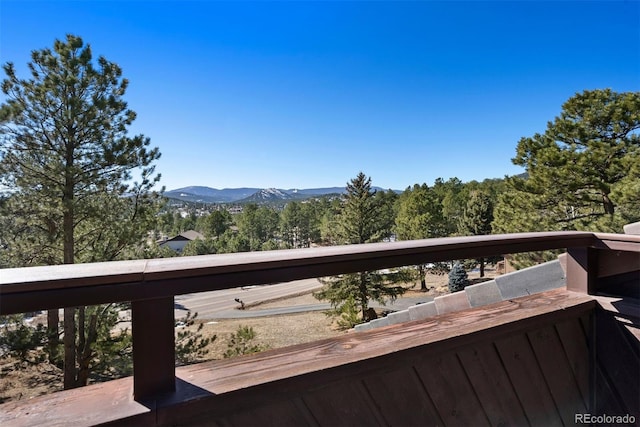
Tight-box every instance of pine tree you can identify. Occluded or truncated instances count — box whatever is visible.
[495,89,640,234]
[395,183,447,290]
[448,263,469,292]
[339,172,382,244]
[280,200,322,249]
[314,173,406,322]
[460,190,494,277]
[493,89,640,267]
[0,35,161,389]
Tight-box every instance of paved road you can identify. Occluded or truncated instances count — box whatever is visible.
[210,296,433,319]
[174,276,434,320]
[174,278,325,319]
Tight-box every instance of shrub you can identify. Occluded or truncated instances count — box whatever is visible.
[0,314,47,364]
[175,311,214,366]
[223,325,268,359]
[335,295,361,330]
[448,262,469,292]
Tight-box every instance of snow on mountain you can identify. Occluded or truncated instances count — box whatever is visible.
[164,185,397,204]
[242,188,294,202]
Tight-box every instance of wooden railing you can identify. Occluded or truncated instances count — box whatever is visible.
[1,231,639,403]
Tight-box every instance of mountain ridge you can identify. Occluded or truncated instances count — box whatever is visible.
[164,185,393,204]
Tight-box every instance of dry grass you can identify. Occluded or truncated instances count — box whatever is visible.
[196,310,343,361]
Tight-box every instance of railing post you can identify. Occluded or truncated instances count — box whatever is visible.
[131,297,176,401]
[566,247,598,294]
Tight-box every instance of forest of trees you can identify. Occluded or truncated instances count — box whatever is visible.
[155,176,507,258]
[1,35,639,395]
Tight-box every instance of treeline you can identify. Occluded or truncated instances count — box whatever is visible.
[153,176,506,259]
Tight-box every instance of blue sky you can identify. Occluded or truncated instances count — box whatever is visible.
[1,1,639,191]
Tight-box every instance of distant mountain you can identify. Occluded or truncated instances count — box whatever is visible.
[164,185,399,204]
[164,187,261,203]
[239,188,295,203]
[284,187,346,196]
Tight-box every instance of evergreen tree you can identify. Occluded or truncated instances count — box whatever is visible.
[175,312,214,366]
[280,200,321,248]
[236,204,280,250]
[338,172,382,244]
[432,177,466,236]
[493,89,640,267]
[314,173,406,322]
[223,325,268,359]
[203,209,232,238]
[0,314,47,364]
[395,183,446,290]
[372,189,399,242]
[448,263,469,292]
[181,238,217,256]
[460,190,494,277]
[319,198,343,246]
[495,89,640,233]
[0,35,161,389]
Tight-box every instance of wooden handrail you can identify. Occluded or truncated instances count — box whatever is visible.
[0,231,599,314]
[0,231,638,402]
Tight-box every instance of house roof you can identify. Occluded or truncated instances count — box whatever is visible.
[179,230,204,241]
[159,230,205,245]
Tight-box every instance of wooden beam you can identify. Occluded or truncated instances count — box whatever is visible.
[566,247,598,294]
[131,297,176,402]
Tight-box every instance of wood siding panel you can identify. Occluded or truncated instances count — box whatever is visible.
[528,325,587,424]
[594,365,627,415]
[363,367,444,426]
[554,317,590,405]
[457,343,528,427]
[302,381,385,426]
[0,290,610,427]
[213,398,316,427]
[414,353,490,427]
[595,309,640,415]
[495,334,563,426]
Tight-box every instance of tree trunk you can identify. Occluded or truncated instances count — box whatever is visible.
[479,258,485,278]
[359,272,370,320]
[77,306,85,372]
[602,193,615,215]
[76,311,98,387]
[62,175,77,389]
[418,265,427,291]
[47,309,60,366]
[63,307,77,389]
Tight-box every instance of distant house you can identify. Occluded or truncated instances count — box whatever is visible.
[158,230,204,253]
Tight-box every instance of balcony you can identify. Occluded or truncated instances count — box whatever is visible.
[1,230,639,426]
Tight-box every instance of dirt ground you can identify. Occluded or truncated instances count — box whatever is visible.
[0,268,496,403]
